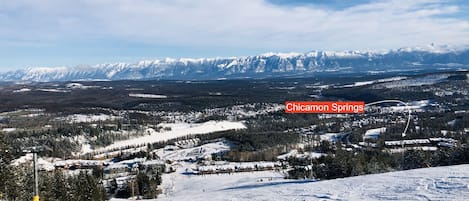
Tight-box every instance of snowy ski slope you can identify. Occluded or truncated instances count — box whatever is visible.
[153,164,469,201]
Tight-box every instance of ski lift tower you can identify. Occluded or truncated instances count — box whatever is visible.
[22,145,51,201]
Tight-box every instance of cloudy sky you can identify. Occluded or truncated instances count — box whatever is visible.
[0,0,468,71]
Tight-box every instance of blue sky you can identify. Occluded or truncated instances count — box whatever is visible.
[0,0,468,71]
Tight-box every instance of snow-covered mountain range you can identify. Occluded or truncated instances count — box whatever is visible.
[2,46,469,82]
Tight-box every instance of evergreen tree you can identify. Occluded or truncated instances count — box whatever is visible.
[0,134,29,201]
[52,170,72,201]
[39,171,56,201]
[70,171,108,201]
[0,132,13,200]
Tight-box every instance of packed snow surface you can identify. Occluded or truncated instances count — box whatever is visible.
[150,165,469,201]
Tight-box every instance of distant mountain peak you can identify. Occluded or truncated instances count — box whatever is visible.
[1,46,468,82]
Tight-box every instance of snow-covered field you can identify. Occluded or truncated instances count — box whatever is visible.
[151,165,469,201]
[37,88,71,93]
[93,121,246,154]
[1,127,16,132]
[364,127,386,140]
[374,74,451,88]
[154,140,233,161]
[341,76,407,88]
[65,83,100,89]
[56,113,120,123]
[12,153,56,171]
[12,88,31,93]
[388,100,430,112]
[129,93,168,99]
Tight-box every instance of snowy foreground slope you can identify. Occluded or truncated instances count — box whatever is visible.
[117,164,469,201]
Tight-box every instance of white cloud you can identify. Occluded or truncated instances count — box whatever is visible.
[0,0,468,51]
